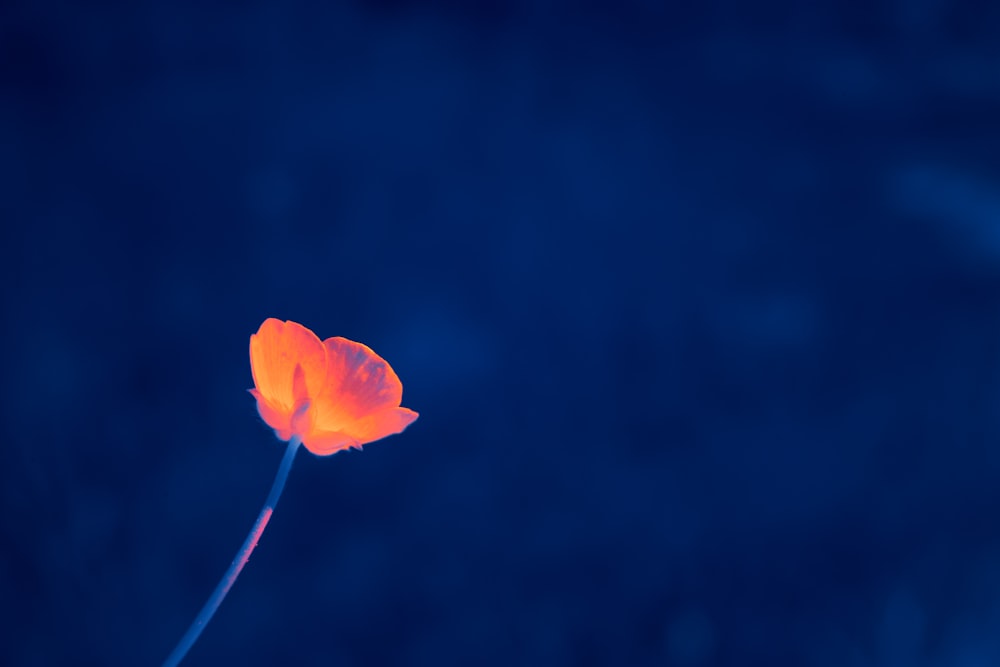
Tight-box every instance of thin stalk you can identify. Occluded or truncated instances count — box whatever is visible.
[162,437,301,667]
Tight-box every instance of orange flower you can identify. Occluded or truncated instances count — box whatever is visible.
[249,318,418,455]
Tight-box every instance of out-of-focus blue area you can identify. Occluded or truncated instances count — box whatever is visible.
[3,1,1000,665]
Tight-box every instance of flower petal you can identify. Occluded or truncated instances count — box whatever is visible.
[301,431,358,456]
[345,407,419,443]
[310,337,405,433]
[302,408,419,456]
[289,363,314,437]
[249,319,328,413]
[249,389,293,440]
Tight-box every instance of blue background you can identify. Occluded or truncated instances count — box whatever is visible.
[4,1,1000,665]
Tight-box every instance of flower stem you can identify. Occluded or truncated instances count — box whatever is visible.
[162,437,301,667]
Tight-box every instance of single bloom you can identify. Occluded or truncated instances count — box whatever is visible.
[249,318,419,455]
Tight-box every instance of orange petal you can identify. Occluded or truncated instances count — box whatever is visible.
[249,389,293,440]
[289,363,314,437]
[249,319,328,415]
[310,337,405,433]
[301,431,359,456]
[344,407,419,444]
[302,408,419,456]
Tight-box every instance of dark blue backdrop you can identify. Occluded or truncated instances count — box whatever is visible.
[4,1,1000,665]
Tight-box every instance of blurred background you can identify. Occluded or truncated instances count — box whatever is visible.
[3,1,1000,665]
